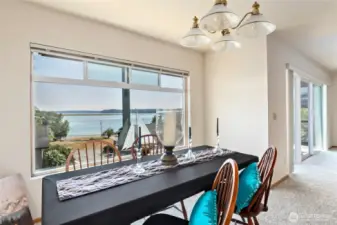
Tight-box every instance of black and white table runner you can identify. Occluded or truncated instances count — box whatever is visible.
[56,148,232,201]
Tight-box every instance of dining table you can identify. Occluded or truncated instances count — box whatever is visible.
[42,145,259,225]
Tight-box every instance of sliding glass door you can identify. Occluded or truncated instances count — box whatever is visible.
[294,75,325,162]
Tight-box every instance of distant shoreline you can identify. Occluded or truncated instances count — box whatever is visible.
[57,109,158,114]
[63,113,154,137]
[62,112,153,116]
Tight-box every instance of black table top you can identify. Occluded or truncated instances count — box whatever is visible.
[42,145,258,225]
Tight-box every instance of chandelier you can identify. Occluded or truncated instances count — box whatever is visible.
[180,0,276,51]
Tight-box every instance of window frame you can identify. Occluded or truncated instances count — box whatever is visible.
[87,61,125,83]
[30,44,189,177]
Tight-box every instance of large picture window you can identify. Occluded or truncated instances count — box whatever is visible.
[31,45,188,176]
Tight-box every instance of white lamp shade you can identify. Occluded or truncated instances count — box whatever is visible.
[212,34,241,51]
[199,4,240,33]
[180,27,211,47]
[237,14,276,38]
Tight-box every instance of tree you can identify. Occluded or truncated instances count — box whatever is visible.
[301,108,309,143]
[35,107,49,126]
[42,144,72,167]
[151,115,156,124]
[102,128,114,139]
[35,108,70,141]
[43,150,66,167]
[151,115,164,124]
[103,145,115,155]
[49,114,70,140]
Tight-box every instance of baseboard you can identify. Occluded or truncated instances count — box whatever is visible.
[33,217,41,224]
[271,175,289,189]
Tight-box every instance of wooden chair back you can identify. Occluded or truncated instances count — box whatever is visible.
[131,134,164,158]
[247,146,277,212]
[212,159,239,225]
[65,140,121,172]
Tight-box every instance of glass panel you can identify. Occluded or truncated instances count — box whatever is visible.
[32,52,84,79]
[88,63,123,82]
[126,90,185,150]
[33,83,124,173]
[131,69,158,86]
[161,74,184,89]
[313,85,323,151]
[300,81,309,157]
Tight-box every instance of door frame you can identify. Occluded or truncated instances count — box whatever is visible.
[286,64,328,173]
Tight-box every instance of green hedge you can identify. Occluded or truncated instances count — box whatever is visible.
[43,144,72,168]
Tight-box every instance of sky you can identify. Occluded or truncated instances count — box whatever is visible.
[33,53,184,111]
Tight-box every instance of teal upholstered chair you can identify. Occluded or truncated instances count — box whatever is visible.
[143,159,239,225]
[232,146,277,225]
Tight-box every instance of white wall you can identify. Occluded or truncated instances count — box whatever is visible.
[267,34,331,180]
[204,37,269,167]
[0,0,204,218]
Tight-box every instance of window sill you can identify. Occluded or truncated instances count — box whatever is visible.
[31,166,65,179]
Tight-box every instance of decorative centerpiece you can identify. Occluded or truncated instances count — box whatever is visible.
[156,109,184,165]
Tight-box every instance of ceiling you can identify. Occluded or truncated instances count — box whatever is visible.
[26,0,337,73]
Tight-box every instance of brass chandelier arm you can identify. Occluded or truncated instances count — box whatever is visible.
[231,12,253,30]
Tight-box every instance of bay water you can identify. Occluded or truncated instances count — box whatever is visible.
[64,113,155,137]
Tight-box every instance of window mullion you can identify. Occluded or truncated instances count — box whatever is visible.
[83,61,88,80]
[127,66,131,83]
[33,75,184,93]
[129,65,133,84]
[184,77,189,147]
[158,69,162,87]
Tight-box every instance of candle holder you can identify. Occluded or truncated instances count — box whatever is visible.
[213,118,222,153]
[161,146,178,165]
[156,109,184,166]
[133,147,145,174]
[212,135,222,153]
[185,136,195,160]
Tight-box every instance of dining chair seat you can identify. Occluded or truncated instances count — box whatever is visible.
[143,214,188,225]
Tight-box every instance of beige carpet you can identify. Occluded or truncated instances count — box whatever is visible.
[257,150,337,224]
[133,150,337,224]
